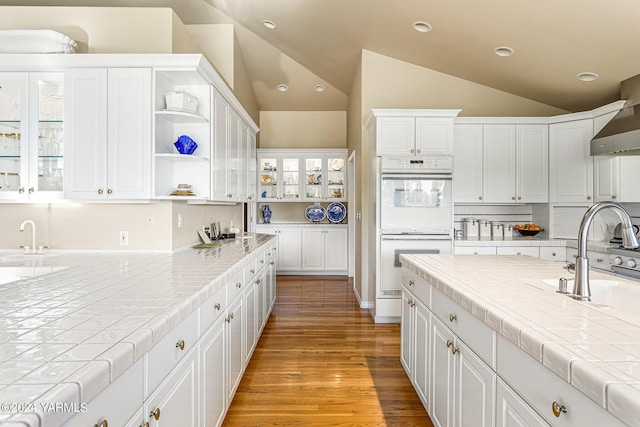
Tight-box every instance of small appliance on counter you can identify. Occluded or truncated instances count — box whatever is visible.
[610,222,640,245]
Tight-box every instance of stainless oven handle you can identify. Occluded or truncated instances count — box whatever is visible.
[380,173,452,180]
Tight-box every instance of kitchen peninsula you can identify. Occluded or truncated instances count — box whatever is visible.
[400,253,640,427]
[0,234,277,427]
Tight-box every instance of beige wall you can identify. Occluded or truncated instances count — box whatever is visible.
[258,111,346,148]
[0,201,241,252]
[187,24,235,90]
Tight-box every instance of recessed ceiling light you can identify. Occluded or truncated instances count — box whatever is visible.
[263,20,277,29]
[576,72,599,82]
[413,21,432,33]
[314,84,325,92]
[494,46,515,57]
[277,84,288,92]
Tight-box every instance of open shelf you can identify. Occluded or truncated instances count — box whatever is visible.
[155,153,209,162]
[155,109,208,124]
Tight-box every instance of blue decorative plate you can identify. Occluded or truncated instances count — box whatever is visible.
[305,205,326,222]
[327,202,346,223]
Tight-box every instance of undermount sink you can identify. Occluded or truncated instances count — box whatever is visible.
[541,278,640,317]
[0,265,69,285]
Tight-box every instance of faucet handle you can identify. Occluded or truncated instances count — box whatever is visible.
[563,263,576,273]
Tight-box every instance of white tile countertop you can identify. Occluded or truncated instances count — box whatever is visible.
[401,253,640,426]
[0,234,275,427]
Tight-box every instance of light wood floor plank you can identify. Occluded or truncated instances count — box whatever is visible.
[222,275,434,426]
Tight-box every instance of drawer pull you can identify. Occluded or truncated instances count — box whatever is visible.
[260,260,264,264]
[408,280,414,286]
[176,340,185,351]
[269,261,275,265]
[140,423,149,427]
[150,407,161,420]
[93,421,108,427]
[256,278,262,285]
[214,303,221,311]
[236,282,242,288]
[552,401,567,417]
[250,269,255,274]
[449,314,457,322]
[446,340,453,348]
[596,258,604,262]
[450,345,459,355]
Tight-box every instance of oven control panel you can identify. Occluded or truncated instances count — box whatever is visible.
[610,253,640,279]
[381,156,452,172]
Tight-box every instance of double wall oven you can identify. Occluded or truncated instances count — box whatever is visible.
[378,156,453,295]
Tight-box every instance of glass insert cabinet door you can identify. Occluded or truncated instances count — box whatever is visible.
[0,72,63,199]
[258,156,300,200]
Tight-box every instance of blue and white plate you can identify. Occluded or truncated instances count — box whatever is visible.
[305,204,326,222]
[327,202,346,223]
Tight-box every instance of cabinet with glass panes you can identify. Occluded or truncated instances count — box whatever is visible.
[257,149,347,202]
[0,72,63,201]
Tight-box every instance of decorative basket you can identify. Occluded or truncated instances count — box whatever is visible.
[164,91,198,113]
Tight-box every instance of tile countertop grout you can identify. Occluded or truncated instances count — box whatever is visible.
[0,234,276,427]
[401,253,640,426]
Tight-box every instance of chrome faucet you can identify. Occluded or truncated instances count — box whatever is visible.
[573,201,640,300]
[19,219,37,254]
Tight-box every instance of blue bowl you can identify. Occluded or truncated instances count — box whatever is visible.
[174,135,198,155]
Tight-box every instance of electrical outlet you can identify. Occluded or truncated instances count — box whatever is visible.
[119,231,129,246]
[177,213,184,229]
[145,213,155,227]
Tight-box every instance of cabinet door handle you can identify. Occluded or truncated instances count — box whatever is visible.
[478,196,483,200]
[408,280,414,286]
[107,188,113,195]
[512,196,516,200]
[552,401,567,417]
[176,339,185,351]
[28,187,34,194]
[92,421,108,427]
[596,258,604,262]
[612,195,617,199]
[446,340,453,348]
[214,303,221,311]
[139,422,149,427]
[517,196,522,200]
[451,345,459,355]
[416,149,421,154]
[149,407,161,420]
[250,269,255,274]
[98,188,104,195]
[410,149,415,154]
[449,314,456,322]
[587,195,592,200]
[236,282,242,288]
[269,261,275,265]
[256,278,262,285]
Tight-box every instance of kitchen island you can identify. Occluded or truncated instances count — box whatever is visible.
[400,253,640,427]
[0,234,277,427]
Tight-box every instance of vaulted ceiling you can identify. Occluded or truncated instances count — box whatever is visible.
[2,0,639,113]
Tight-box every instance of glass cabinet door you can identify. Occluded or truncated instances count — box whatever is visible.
[281,157,300,200]
[33,73,64,195]
[0,74,28,198]
[259,156,278,200]
[326,156,346,200]
[304,157,323,200]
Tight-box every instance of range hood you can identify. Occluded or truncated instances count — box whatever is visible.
[591,103,640,155]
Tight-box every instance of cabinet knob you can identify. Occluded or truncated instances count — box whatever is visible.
[451,345,459,355]
[552,401,567,417]
[512,196,516,200]
[408,280,414,286]
[446,339,453,348]
[517,196,521,200]
[140,423,149,427]
[98,188,104,195]
[28,187,34,194]
[149,408,161,421]
[596,258,604,263]
[552,252,556,256]
[256,278,262,285]
[269,261,275,265]
[227,193,233,198]
[250,268,255,274]
[612,195,617,199]
[417,149,421,154]
[449,314,456,322]
[107,188,113,195]
[410,149,415,154]
[236,282,242,288]
[19,187,25,194]
[176,339,185,351]
[92,421,108,427]
[478,196,483,200]
[214,303,221,311]
[587,195,592,200]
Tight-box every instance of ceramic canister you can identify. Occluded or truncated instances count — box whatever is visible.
[479,219,492,239]
[503,223,514,240]
[462,218,479,240]
[491,222,503,240]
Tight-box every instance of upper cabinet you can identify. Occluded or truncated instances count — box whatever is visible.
[257,149,347,202]
[370,110,461,157]
[65,67,152,200]
[0,72,64,201]
[549,119,594,203]
[454,122,548,204]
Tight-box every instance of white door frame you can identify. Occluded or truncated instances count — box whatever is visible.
[348,151,356,278]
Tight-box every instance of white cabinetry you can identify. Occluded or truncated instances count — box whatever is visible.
[370,110,461,156]
[401,287,431,410]
[256,225,302,272]
[549,119,594,203]
[496,379,550,427]
[200,316,226,427]
[301,226,348,273]
[454,123,548,204]
[65,67,151,200]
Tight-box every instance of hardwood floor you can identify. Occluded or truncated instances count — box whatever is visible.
[222,275,434,427]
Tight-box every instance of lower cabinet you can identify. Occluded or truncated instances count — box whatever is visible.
[400,290,430,409]
[496,379,550,427]
[62,243,278,427]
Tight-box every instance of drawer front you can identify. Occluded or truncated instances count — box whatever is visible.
[402,271,430,308]
[454,246,497,255]
[245,256,259,282]
[431,287,495,368]
[146,309,199,396]
[226,271,245,305]
[64,359,144,427]
[497,335,626,427]
[496,246,540,257]
[199,285,226,333]
[590,251,610,271]
[539,247,567,262]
